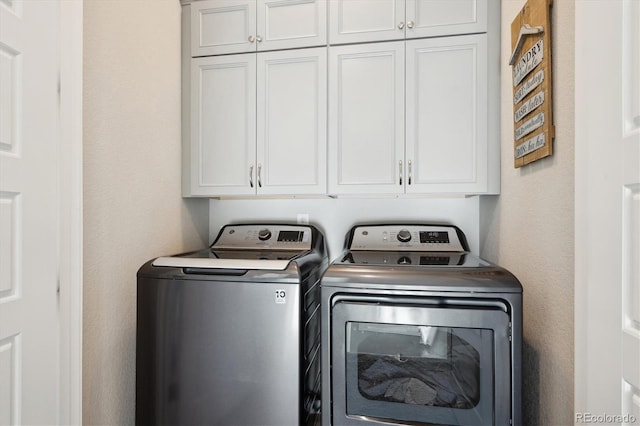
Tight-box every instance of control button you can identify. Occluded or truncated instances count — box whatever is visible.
[258,229,272,241]
[397,256,412,265]
[397,229,412,243]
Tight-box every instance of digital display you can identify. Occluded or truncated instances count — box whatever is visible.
[277,231,303,242]
[420,256,451,265]
[419,231,450,244]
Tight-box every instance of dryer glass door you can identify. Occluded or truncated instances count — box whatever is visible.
[330,301,511,426]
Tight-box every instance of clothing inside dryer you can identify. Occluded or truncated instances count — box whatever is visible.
[346,323,487,409]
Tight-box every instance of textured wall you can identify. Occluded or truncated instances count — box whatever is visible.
[480,1,575,425]
[83,1,208,424]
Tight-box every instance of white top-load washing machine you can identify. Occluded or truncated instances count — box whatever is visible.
[321,224,522,426]
[136,224,328,426]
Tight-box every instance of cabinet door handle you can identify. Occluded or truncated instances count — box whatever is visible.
[257,164,262,188]
[407,20,415,29]
[249,164,254,188]
[248,35,255,43]
[408,160,412,185]
[399,160,403,185]
[398,21,404,30]
[256,35,263,43]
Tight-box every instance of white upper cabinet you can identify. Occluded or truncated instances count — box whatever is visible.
[183,0,499,197]
[191,0,256,56]
[405,35,488,194]
[257,0,328,51]
[329,0,487,44]
[328,42,405,195]
[187,48,327,197]
[329,0,405,44]
[190,54,257,196]
[257,48,327,195]
[329,34,492,195]
[191,0,327,56]
[405,0,487,38]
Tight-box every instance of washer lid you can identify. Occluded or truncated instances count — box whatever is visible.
[152,256,292,271]
[151,248,305,270]
[152,224,317,270]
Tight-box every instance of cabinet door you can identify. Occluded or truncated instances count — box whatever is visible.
[329,42,405,195]
[257,0,327,51]
[190,54,257,196]
[191,0,257,56]
[329,0,405,44]
[405,35,488,194]
[405,0,487,38]
[257,48,327,195]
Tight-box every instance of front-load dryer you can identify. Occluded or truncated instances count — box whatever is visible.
[321,224,522,426]
[136,224,328,426]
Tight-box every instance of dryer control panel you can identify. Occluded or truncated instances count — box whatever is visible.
[349,225,466,252]
[213,224,312,251]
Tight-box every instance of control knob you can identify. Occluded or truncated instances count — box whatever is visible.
[258,228,272,241]
[397,256,412,265]
[397,229,412,243]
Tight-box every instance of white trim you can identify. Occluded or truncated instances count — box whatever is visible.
[574,2,596,416]
[58,0,83,424]
[575,0,599,415]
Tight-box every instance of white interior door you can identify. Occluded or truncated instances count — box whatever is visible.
[0,0,61,424]
[575,0,640,421]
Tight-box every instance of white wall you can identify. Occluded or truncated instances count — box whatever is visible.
[83,1,208,424]
[209,197,482,259]
[480,1,575,425]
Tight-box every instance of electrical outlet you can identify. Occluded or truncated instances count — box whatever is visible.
[297,214,309,224]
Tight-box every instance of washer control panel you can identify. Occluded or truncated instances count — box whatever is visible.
[349,225,465,252]
[213,225,312,251]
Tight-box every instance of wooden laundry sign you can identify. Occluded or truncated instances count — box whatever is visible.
[509,0,555,167]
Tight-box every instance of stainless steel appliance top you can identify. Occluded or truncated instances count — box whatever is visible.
[338,224,478,267]
[323,224,522,293]
[338,251,488,268]
[151,224,320,271]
